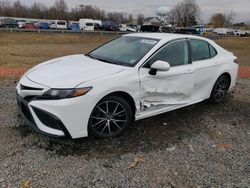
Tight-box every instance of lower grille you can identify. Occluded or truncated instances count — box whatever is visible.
[33,107,63,131]
[20,101,34,123]
[20,84,43,91]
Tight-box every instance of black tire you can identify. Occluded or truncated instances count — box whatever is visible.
[209,75,230,104]
[88,96,132,138]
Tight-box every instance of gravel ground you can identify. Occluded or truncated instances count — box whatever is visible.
[0,78,249,187]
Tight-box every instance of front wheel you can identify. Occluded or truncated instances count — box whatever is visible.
[88,96,132,138]
[209,75,230,104]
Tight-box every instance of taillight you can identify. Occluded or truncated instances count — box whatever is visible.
[234,58,239,64]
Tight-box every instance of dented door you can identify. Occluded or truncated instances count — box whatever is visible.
[138,39,195,111]
[139,65,194,111]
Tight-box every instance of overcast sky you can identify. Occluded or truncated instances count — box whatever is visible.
[14,0,250,22]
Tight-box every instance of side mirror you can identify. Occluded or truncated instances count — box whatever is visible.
[149,60,171,75]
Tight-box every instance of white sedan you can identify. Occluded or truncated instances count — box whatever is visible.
[16,33,239,138]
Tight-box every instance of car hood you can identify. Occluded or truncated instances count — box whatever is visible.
[26,54,125,88]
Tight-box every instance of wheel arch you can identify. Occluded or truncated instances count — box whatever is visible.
[210,72,232,96]
[220,72,231,87]
[103,91,136,120]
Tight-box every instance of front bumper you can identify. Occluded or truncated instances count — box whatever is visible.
[16,76,97,139]
[16,93,71,138]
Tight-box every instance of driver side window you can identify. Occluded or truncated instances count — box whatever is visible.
[146,40,189,67]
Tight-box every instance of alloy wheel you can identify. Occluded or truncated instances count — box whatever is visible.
[214,76,230,102]
[89,100,128,137]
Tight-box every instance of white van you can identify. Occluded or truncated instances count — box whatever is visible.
[50,20,67,29]
[213,28,230,35]
[79,19,94,31]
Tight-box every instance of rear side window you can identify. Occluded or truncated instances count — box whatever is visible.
[190,39,210,61]
[147,40,189,67]
[209,44,217,58]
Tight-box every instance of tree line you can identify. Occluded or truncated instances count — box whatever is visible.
[0,0,236,27]
[165,0,235,27]
[0,0,136,23]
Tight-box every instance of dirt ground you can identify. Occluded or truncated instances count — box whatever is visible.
[0,78,249,187]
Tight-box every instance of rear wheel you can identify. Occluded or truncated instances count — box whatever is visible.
[88,96,132,138]
[209,75,230,104]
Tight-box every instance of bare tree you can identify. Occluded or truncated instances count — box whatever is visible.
[0,0,12,16]
[225,11,235,26]
[128,14,133,24]
[180,0,200,27]
[107,12,129,23]
[166,8,176,26]
[137,14,144,25]
[53,0,68,20]
[71,5,106,20]
[209,11,235,28]
[12,0,26,17]
[209,13,226,27]
[29,2,47,19]
[167,0,200,27]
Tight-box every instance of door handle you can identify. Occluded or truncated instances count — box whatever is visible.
[185,69,194,74]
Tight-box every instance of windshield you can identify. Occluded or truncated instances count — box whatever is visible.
[87,36,159,67]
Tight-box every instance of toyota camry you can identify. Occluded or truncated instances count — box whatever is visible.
[16,33,238,138]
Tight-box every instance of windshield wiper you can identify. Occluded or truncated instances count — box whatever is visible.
[86,54,128,66]
[96,58,119,65]
[86,54,115,64]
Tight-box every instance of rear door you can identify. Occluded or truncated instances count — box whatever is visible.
[189,39,218,99]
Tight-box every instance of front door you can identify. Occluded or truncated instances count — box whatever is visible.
[139,39,195,111]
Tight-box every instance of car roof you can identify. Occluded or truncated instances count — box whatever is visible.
[124,33,210,42]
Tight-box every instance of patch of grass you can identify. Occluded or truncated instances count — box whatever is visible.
[0,32,116,69]
[0,33,249,69]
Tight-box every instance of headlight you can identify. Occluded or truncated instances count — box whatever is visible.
[38,87,92,100]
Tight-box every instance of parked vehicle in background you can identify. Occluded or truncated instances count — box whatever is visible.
[161,26,174,33]
[119,24,127,32]
[141,25,160,32]
[16,33,239,139]
[102,21,119,31]
[213,28,230,35]
[39,22,50,29]
[93,20,102,30]
[174,27,202,35]
[79,19,94,31]
[0,19,3,27]
[127,27,137,32]
[234,30,249,37]
[68,21,80,32]
[67,21,77,29]
[2,18,18,28]
[192,25,205,35]
[125,25,137,32]
[18,20,26,28]
[24,23,38,30]
[50,20,67,30]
